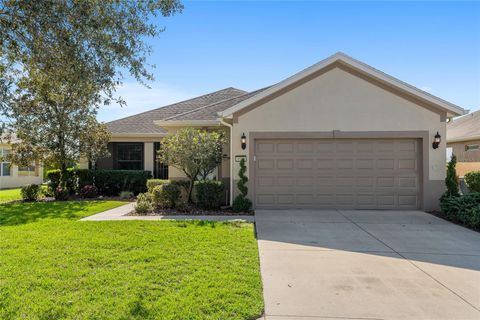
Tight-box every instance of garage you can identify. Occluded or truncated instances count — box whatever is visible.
[254,138,421,209]
[218,53,466,211]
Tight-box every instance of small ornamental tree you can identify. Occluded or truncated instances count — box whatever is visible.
[232,158,252,212]
[157,128,226,202]
[444,154,460,197]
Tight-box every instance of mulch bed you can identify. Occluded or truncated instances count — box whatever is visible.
[425,210,479,233]
[127,206,254,216]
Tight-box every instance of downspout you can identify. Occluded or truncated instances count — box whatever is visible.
[219,117,234,206]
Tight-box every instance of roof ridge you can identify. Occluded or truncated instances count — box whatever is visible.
[107,87,246,124]
[162,86,271,121]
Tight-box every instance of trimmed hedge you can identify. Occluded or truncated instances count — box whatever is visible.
[194,180,225,210]
[46,169,151,196]
[440,193,480,229]
[146,179,170,193]
[465,171,480,193]
[46,168,76,194]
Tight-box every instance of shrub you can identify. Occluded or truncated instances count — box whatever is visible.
[152,183,181,209]
[46,168,76,194]
[175,199,189,212]
[119,191,134,199]
[465,171,480,193]
[48,168,152,196]
[54,186,69,201]
[21,184,40,201]
[146,179,170,193]
[81,169,151,196]
[444,155,459,197]
[194,180,225,210]
[232,196,252,213]
[79,185,98,198]
[232,158,252,212]
[135,193,152,214]
[440,192,480,229]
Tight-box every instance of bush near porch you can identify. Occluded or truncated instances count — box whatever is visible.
[47,169,151,196]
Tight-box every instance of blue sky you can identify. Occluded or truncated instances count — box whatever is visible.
[98,1,480,122]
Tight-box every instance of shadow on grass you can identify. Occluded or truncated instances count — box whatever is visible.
[0,201,98,226]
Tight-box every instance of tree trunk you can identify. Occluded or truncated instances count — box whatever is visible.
[187,178,194,203]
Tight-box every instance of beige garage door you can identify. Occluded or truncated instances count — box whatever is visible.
[254,139,421,209]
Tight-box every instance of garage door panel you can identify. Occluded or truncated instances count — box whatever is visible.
[255,139,421,209]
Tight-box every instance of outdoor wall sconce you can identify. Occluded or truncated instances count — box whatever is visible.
[241,133,247,150]
[432,132,441,149]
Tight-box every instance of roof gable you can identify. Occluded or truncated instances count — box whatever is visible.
[447,110,480,142]
[219,52,467,118]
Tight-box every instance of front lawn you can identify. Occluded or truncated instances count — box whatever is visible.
[0,201,263,319]
[0,188,22,203]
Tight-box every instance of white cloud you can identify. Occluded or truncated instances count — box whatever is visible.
[420,86,432,92]
[97,82,193,122]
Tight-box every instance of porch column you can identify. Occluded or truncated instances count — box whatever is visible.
[144,142,154,174]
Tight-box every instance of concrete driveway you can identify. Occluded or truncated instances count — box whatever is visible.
[255,209,480,319]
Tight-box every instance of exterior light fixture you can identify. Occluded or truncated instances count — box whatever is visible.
[432,132,441,149]
[241,133,247,150]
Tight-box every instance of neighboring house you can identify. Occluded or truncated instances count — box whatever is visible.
[447,110,480,177]
[0,136,43,189]
[100,52,466,210]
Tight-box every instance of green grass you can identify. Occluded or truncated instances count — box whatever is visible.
[0,201,263,319]
[0,188,22,203]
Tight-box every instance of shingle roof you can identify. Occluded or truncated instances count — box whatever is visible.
[107,87,247,134]
[447,110,480,142]
[163,87,271,122]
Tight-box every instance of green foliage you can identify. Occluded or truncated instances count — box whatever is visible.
[440,193,480,229]
[444,155,460,197]
[146,179,170,193]
[54,186,69,201]
[135,193,152,214]
[0,1,182,185]
[20,184,40,202]
[232,196,253,213]
[119,191,134,199]
[152,184,181,209]
[464,171,480,193]
[232,158,252,212]
[47,168,76,194]
[158,128,227,202]
[194,180,225,210]
[79,185,98,199]
[47,168,151,196]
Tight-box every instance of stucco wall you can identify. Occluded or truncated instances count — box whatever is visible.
[448,139,480,163]
[0,145,43,189]
[231,67,447,209]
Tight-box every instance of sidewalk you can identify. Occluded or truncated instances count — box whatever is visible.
[80,202,255,222]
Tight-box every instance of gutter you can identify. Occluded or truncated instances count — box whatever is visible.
[219,117,233,206]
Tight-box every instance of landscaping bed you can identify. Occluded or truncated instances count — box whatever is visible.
[127,206,254,216]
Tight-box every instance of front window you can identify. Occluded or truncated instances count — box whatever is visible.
[116,143,143,170]
[18,163,38,177]
[0,148,11,177]
[465,144,479,152]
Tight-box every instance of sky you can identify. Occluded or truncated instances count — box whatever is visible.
[97,1,480,122]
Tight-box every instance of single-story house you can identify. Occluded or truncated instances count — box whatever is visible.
[447,110,480,177]
[99,52,467,210]
[0,136,43,189]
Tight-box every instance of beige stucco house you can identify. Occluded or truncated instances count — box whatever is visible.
[0,142,43,189]
[100,53,466,210]
[447,110,480,177]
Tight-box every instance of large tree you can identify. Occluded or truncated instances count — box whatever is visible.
[0,0,182,184]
